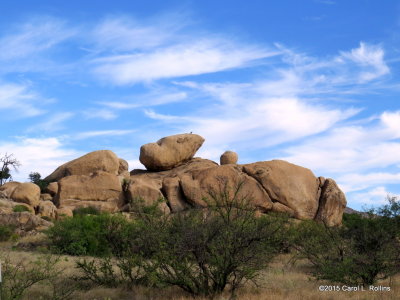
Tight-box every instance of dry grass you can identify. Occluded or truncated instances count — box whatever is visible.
[0,242,398,300]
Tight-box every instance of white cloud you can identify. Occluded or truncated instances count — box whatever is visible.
[74,129,136,140]
[338,42,389,82]
[0,83,46,117]
[339,172,400,193]
[0,137,79,181]
[92,40,276,85]
[28,112,74,132]
[348,186,398,206]
[98,91,187,109]
[0,17,75,73]
[92,15,184,52]
[83,108,118,120]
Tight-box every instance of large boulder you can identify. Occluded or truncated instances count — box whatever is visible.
[179,164,273,212]
[10,182,40,208]
[139,133,205,171]
[315,178,347,226]
[125,177,170,214]
[45,182,59,196]
[162,177,190,212]
[0,181,21,198]
[242,160,320,220]
[45,150,120,182]
[55,171,125,212]
[220,151,238,165]
[37,201,57,219]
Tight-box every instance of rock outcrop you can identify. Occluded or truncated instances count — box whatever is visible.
[242,160,320,220]
[139,133,205,171]
[315,178,347,226]
[45,150,120,182]
[0,133,346,226]
[55,171,124,213]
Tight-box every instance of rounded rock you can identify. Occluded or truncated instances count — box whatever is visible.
[220,151,238,165]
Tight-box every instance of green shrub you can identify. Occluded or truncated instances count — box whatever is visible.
[13,205,30,212]
[0,224,14,242]
[46,213,133,256]
[72,206,101,217]
[130,180,290,298]
[292,196,400,286]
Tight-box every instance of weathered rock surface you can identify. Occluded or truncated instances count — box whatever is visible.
[220,151,238,165]
[180,164,273,212]
[242,160,320,219]
[45,150,120,182]
[40,193,53,201]
[37,201,57,219]
[0,212,52,233]
[10,182,40,208]
[315,178,347,226]
[0,181,21,198]
[45,182,59,196]
[55,171,124,212]
[139,133,205,171]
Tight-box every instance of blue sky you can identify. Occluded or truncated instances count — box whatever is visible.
[1,0,400,210]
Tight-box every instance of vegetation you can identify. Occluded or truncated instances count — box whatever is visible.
[46,213,134,257]
[72,206,101,217]
[0,153,20,185]
[28,172,49,193]
[12,205,30,213]
[0,224,14,242]
[291,196,400,287]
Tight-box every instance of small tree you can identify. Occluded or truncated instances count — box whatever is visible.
[0,153,20,185]
[133,179,290,299]
[28,172,49,193]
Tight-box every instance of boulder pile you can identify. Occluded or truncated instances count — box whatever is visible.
[0,133,347,228]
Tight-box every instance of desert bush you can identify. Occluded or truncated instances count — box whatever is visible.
[130,180,290,299]
[72,206,101,217]
[0,224,14,241]
[12,205,30,213]
[0,254,77,300]
[46,213,133,256]
[292,196,400,286]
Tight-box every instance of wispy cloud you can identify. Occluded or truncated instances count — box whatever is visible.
[82,108,118,120]
[27,112,74,133]
[0,16,75,73]
[92,40,276,85]
[74,129,136,140]
[0,83,46,117]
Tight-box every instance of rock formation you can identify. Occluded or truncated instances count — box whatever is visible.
[139,133,205,171]
[0,133,347,227]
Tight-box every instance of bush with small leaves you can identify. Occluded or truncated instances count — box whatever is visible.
[12,205,30,213]
[291,196,400,287]
[0,224,14,242]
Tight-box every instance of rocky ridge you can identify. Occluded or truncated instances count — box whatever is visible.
[0,133,347,231]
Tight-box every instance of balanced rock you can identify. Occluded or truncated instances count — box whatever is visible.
[55,171,124,212]
[45,150,120,182]
[220,151,238,165]
[242,160,320,220]
[139,133,205,171]
[315,178,347,226]
[10,182,40,208]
